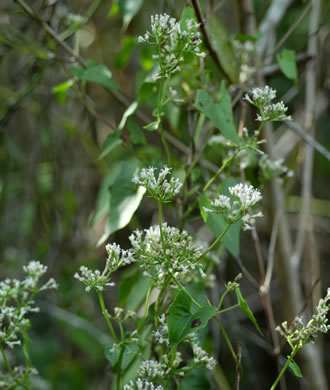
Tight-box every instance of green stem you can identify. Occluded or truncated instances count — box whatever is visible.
[116,347,124,390]
[270,346,299,390]
[22,331,32,369]
[155,276,171,327]
[158,78,171,165]
[0,345,28,389]
[214,317,241,370]
[218,303,240,314]
[138,283,153,332]
[159,202,166,251]
[97,291,119,343]
[198,222,232,260]
[168,271,201,309]
[203,149,240,192]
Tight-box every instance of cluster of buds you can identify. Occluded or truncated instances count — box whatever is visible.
[124,378,163,390]
[0,261,57,349]
[204,183,263,230]
[276,289,330,348]
[129,223,205,286]
[138,14,205,80]
[74,243,134,292]
[244,86,291,122]
[132,166,182,203]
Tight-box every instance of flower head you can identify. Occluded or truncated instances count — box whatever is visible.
[132,166,182,203]
[129,224,204,286]
[244,86,291,122]
[138,14,205,79]
[204,183,263,230]
[75,243,134,292]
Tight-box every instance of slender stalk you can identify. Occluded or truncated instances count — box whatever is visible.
[203,150,240,192]
[270,346,299,390]
[198,222,232,260]
[168,271,201,308]
[218,303,240,314]
[0,345,28,389]
[138,284,153,332]
[155,276,171,327]
[159,202,166,251]
[214,317,240,369]
[116,347,124,390]
[158,79,171,165]
[97,291,119,343]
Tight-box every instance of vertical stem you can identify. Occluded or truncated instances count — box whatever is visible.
[159,202,166,251]
[158,78,171,165]
[138,284,153,332]
[270,347,299,390]
[97,291,119,343]
[214,317,240,369]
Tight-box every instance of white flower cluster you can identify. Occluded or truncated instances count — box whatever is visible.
[204,183,263,230]
[244,86,291,122]
[259,155,293,181]
[0,261,57,349]
[74,243,134,292]
[276,289,330,347]
[129,223,205,285]
[138,359,169,381]
[132,166,182,203]
[152,314,169,346]
[124,378,163,390]
[138,14,205,80]
[192,343,216,370]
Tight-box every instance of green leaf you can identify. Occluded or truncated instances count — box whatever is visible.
[70,62,120,90]
[288,359,303,378]
[127,119,146,145]
[53,79,75,105]
[235,287,263,335]
[194,84,241,144]
[143,120,159,131]
[198,193,240,257]
[276,49,298,84]
[207,17,240,83]
[167,290,216,347]
[99,130,123,160]
[97,159,145,245]
[234,33,261,42]
[119,267,150,311]
[118,0,144,30]
[115,35,137,70]
[179,367,211,389]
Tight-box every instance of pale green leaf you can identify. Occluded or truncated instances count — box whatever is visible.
[276,49,298,84]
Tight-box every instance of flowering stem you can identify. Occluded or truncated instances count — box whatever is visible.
[97,291,119,343]
[198,222,232,260]
[0,344,28,389]
[270,346,299,390]
[203,149,240,192]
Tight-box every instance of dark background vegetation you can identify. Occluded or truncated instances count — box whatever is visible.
[0,0,330,389]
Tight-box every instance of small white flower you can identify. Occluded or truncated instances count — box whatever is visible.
[229,183,262,209]
[133,166,182,202]
[192,343,216,370]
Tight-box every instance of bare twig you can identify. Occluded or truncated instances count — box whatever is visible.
[234,340,242,390]
[191,0,231,82]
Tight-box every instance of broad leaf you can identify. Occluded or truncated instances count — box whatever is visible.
[70,62,120,90]
[195,84,241,144]
[127,119,146,145]
[99,130,123,160]
[115,35,137,70]
[276,49,298,85]
[105,343,139,372]
[118,0,144,30]
[167,290,216,347]
[235,287,263,335]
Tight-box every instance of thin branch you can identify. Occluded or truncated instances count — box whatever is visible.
[191,0,231,82]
